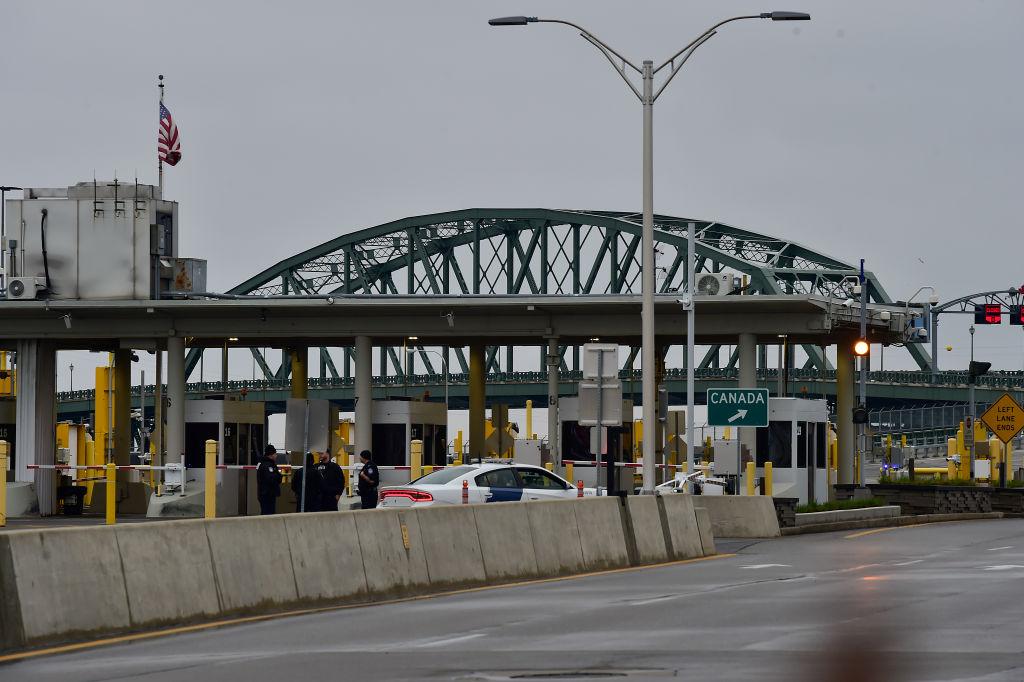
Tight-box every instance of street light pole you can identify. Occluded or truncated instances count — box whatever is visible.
[489,11,810,493]
[69,363,74,392]
[969,324,976,479]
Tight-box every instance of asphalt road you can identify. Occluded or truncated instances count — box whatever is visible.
[7,518,1024,682]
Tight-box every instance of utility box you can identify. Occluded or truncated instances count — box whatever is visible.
[4,181,178,300]
[514,439,549,468]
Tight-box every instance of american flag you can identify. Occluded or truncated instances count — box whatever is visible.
[158,103,182,166]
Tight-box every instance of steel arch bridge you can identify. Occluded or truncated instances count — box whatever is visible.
[185,208,932,380]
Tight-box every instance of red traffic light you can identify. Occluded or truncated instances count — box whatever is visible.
[974,303,1002,325]
[1011,305,1024,326]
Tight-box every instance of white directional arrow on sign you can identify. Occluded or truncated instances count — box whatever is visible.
[727,409,748,424]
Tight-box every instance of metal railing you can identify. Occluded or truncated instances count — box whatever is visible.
[55,368,1024,403]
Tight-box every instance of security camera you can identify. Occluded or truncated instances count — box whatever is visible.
[443,312,455,328]
[842,298,854,308]
[851,284,862,296]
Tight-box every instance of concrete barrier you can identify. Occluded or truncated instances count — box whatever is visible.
[283,512,368,602]
[526,499,585,576]
[473,503,540,581]
[692,496,781,538]
[205,516,299,612]
[414,505,487,588]
[0,494,727,652]
[795,505,899,527]
[0,527,129,648]
[694,507,716,556]
[623,496,670,564]
[573,497,631,571]
[355,508,430,598]
[115,519,220,627]
[657,495,706,560]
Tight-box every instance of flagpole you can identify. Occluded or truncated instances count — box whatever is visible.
[158,74,164,198]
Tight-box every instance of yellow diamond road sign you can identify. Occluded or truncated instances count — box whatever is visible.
[980,393,1024,445]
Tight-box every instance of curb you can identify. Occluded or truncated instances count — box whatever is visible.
[781,511,1004,536]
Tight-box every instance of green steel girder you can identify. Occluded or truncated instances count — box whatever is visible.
[183,209,932,379]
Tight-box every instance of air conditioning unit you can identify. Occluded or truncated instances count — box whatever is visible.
[6,276,46,300]
[695,273,736,296]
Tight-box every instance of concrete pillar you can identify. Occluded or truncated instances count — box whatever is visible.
[738,333,757,467]
[14,340,56,514]
[546,338,560,460]
[113,348,132,466]
[469,343,486,462]
[836,338,856,485]
[166,336,186,465]
[290,348,308,399]
[354,336,372,457]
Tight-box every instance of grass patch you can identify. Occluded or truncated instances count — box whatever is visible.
[877,475,976,487]
[796,498,886,514]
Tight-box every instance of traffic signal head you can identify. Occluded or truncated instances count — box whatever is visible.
[1011,305,1024,325]
[853,339,870,357]
[974,303,1002,324]
[852,404,869,424]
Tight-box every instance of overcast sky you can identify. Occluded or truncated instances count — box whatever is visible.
[3,0,1024,394]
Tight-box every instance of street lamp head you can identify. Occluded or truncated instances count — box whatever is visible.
[488,16,538,26]
[761,11,811,20]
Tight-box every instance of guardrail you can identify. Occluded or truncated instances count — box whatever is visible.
[53,368,1024,403]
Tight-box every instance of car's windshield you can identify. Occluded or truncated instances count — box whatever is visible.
[411,466,475,485]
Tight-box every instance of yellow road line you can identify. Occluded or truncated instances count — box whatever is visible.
[0,553,735,664]
[845,527,900,539]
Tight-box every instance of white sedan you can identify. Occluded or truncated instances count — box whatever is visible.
[379,463,596,508]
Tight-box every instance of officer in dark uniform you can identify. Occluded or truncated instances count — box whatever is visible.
[256,444,283,515]
[314,450,345,512]
[357,449,380,509]
[290,452,321,512]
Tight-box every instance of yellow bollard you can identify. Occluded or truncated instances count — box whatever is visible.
[544,462,554,472]
[1009,441,1016,480]
[454,430,463,465]
[947,459,957,481]
[901,434,907,448]
[105,462,116,525]
[0,440,8,527]
[526,400,533,441]
[745,461,755,496]
[854,454,860,483]
[423,465,434,475]
[991,437,1004,484]
[566,461,574,485]
[410,439,423,482]
[764,461,773,497]
[204,439,217,519]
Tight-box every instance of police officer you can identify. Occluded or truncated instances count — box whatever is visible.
[256,444,283,515]
[357,449,379,509]
[290,452,321,512]
[314,450,345,512]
